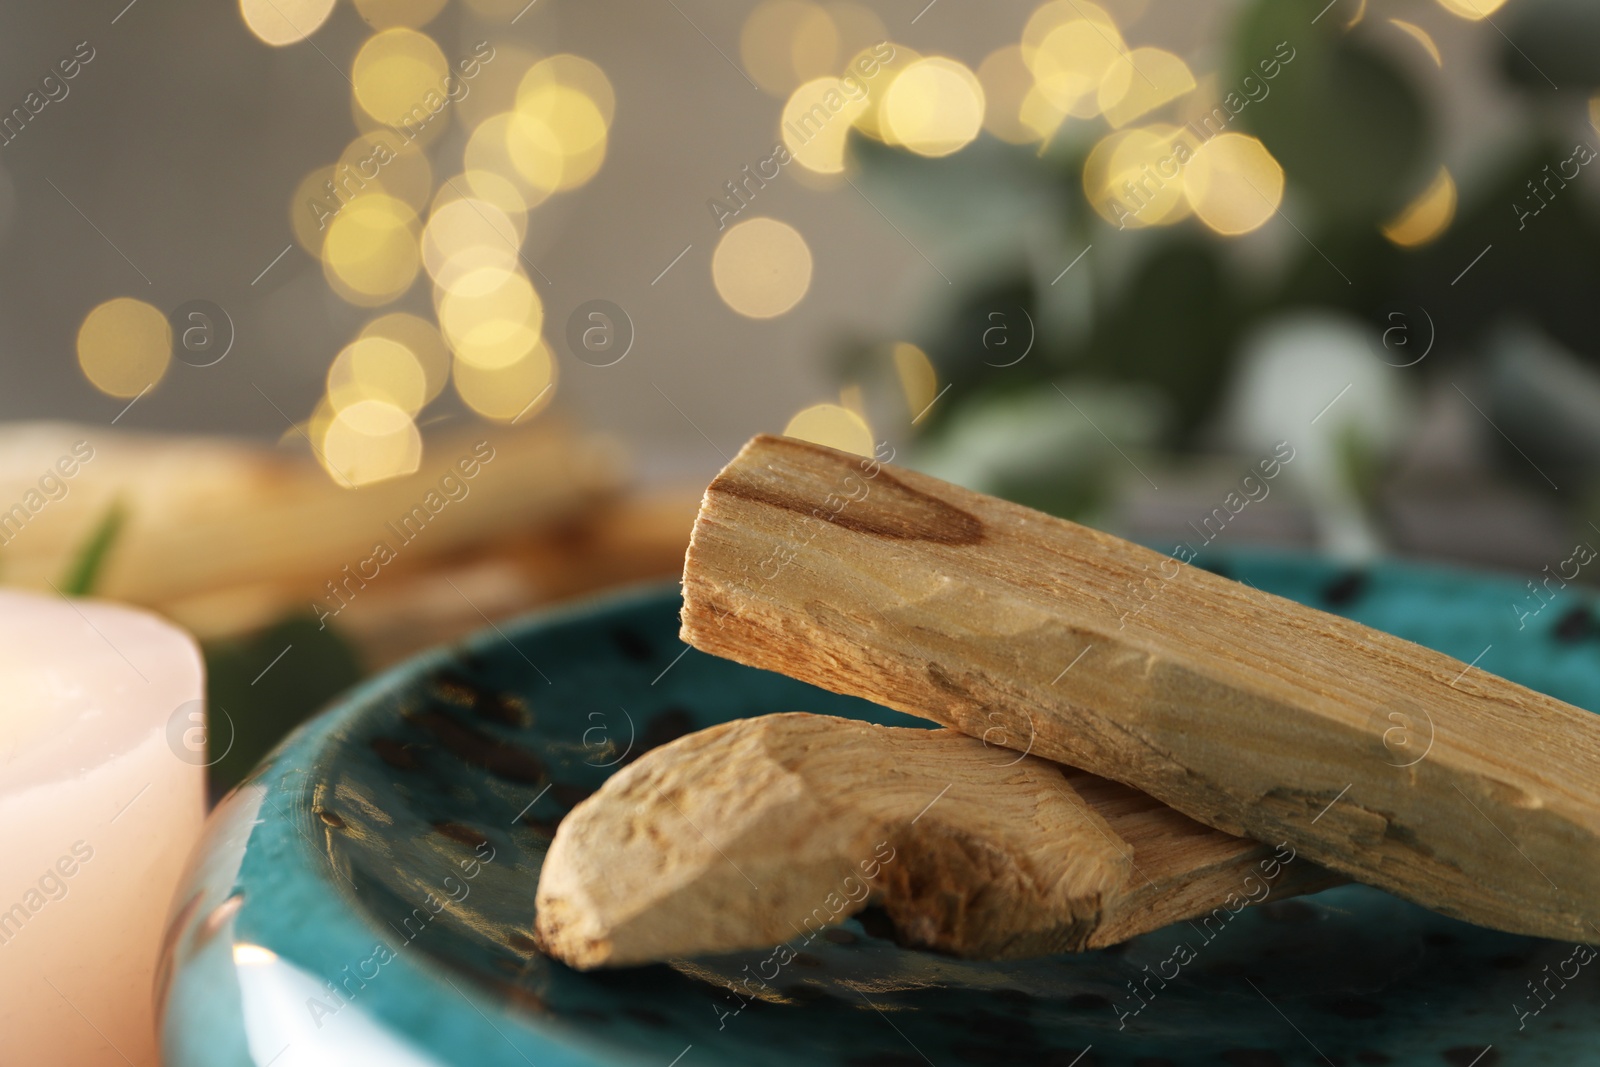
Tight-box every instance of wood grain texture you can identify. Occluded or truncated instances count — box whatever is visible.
[679,434,1600,942]
[535,713,1333,968]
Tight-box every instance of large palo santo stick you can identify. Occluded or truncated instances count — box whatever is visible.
[535,714,1335,968]
[680,435,1600,942]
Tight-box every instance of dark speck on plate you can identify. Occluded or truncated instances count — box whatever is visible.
[1322,569,1368,607]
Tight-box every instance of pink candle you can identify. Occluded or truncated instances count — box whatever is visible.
[0,590,206,1066]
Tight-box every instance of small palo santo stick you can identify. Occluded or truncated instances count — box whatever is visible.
[535,713,1336,968]
[680,435,1600,943]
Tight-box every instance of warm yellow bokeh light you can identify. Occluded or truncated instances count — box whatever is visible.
[507,86,608,192]
[882,57,985,157]
[327,336,429,414]
[1019,85,1069,143]
[1184,132,1283,236]
[239,0,336,46]
[783,403,873,456]
[453,343,556,422]
[454,169,530,225]
[742,1,841,97]
[1099,48,1196,128]
[465,114,555,211]
[826,2,887,58]
[77,298,172,399]
[977,46,1042,145]
[1381,167,1457,247]
[338,131,434,211]
[322,194,421,306]
[782,77,870,173]
[294,396,339,453]
[422,197,522,292]
[360,312,450,403]
[517,55,617,128]
[849,44,920,142]
[319,399,423,487]
[351,0,448,30]
[892,342,938,421]
[456,43,536,127]
[1021,0,1120,61]
[291,165,338,254]
[1085,125,1194,229]
[437,267,544,369]
[712,217,814,319]
[1388,19,1443,66]
[352,29,449,128]
[1434,0,1508,20]
[1031,16,1133,119]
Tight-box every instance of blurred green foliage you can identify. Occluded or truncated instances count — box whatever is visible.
[845,0,1600,518]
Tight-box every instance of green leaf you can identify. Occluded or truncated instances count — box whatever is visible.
[203,614,365,794]
[1501,0,1600,92]
[59,499,127,596]
[1230,0,1432,222]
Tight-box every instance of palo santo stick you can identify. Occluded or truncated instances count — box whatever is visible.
[0,420,621,637]
[680,435,1600,942]
[535,713,1337,968]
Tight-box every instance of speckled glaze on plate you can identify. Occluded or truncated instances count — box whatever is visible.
[158,554,1600,1067]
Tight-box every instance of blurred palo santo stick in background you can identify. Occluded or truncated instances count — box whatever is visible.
[0,419,633,642]
[535,713,1336,968]
[680,435,1600,943]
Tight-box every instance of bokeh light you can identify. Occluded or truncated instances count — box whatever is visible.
[783,77,870,174]
[321,194,421,305]
[1025,2,1129,119]
[319,399,423,487]
[453,342,556,422]
[1184,132,1283,236]
[783,403,873,456]
[892,342,937,420]
[350,0,449,30]
[517,55,617,128]
[337,131,434,212]
[454,168,531,224]
[1084,125,1194,229]
[465,114,555,211]
[457,44,538,128]
[1388,19,1443,67]
[977,46,1042,145]
[712,217,813,319]
[742,1,841,97]
[352,29,449,128]
[360,312,450,403]
[1099,48,1196,128]
[326,336,429,414]
[239,0,336,47]
[422,197,522,293]
[76,297,172,399]
[826,3,888,61]
[290,165,338,255]
[882,57,985,158]
[849,44,920,142]
[1434,0,1508,20]
[1381,167,1457,247]
[507,85,608,193]
[437,266,544,369]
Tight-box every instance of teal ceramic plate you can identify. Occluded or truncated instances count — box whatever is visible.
[158,553,1600,1067]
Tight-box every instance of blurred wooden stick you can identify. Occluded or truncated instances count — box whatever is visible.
[0,419,624,637]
